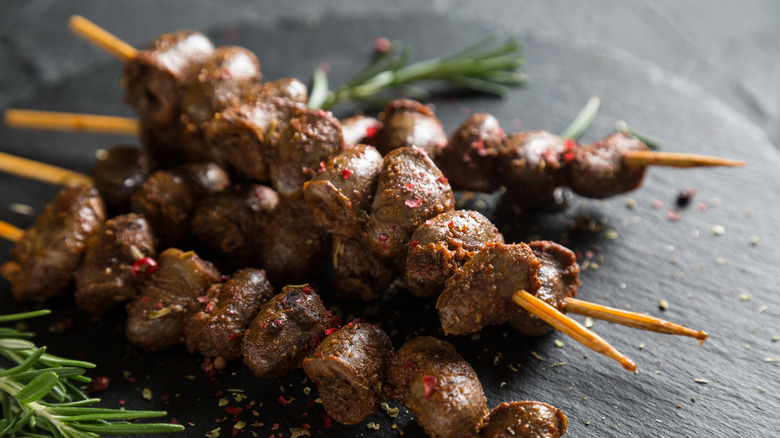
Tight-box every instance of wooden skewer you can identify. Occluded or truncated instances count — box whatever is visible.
[0,151,91,186]
[512,290,637,371]
[623,150,745,168]
[69,15,137,61]
[562,297,708,344]
[0,221,23,242]
[4,109,140,135]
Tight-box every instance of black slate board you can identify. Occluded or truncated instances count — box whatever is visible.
[1,2,778,437]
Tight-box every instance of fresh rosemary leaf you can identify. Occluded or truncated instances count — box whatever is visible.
[14,371,59,403]
[561,96,601,140]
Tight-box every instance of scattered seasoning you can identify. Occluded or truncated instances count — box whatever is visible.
[676,188,697,207]
[423,375,437,399]
[219,398,229,407]
[605,229,619,240]
[658,300,669,311]
[499,381,507,388]
[666,210,681,221]
[131,257,158,276]
[625,198,637,209]
[638,342,646,350]
[693,378,709,384]
[531,351,544,361]
[142,388,153,400]
[749,236,760,246]
[367,422,381,430]
[9,203,34,216]
[91,376,110,392]
[765,357,778,363]
[374,36,391,53]
[290,428,311,438]
[584,317,595,328]
[739,293,753,301]
[278,396,289,406]
[712,225,725,236]
[554,340,565,348]
[206,427,221,438]
[380,402,399,418]
[340,168,353,179]
[404,197,424,208]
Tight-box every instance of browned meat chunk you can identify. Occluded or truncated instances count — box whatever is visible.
[303,144,383,237]
[191,184,278,267]
[302,322,393,425]
[185,268,274,359]
[130,163,230,247]
[331,236,398,302]
[74,213,156,316]
[366,147,455,258]
[204,97,299,182]
[437,242,541,335]
[499,131,571,208]
[340,115,382,147]
[92,145,154,215]
[405,210,503,298]
[256,78,308,104]
[566,132,648,199]
[478,401,567,438]
[242,285,336,379]
[256,198,330,285]
[387,337,488,438]
[123,30,214,127]
[1,183,105,303]
[437,113,506,193]
[122,31,214,165]
[125,248,221,351]
[268,107,344,198]
[510,241,579,337]
[374,99,447,157]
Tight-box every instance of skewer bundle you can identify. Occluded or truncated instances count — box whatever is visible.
[0,15,743,438]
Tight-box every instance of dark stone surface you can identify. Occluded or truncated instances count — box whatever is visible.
[0,1,778,437]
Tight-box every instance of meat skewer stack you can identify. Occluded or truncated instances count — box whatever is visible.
[0,15,736,437]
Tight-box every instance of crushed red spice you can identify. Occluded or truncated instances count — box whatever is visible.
[423,375,437,399]
[324,327,339,336]
[278,396,289,406]
[226,406,243,416]
[365,125,379,138]
[131,257,158,276]
[410,240,419,247]
[91,376,110,392]
[405,198,423,208]
[340,168,353,179]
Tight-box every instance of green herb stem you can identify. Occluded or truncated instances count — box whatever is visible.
[560,96,601,140]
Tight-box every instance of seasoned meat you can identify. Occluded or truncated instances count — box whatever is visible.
[510,241,579,337]
[303,144,383,237]
[478,401,567,438]
[374,99,447,157]
[268,106,344,198]
[437,113,506,193]
[437,242,541,335]
[191,184,278,267]
[387,337,488,438]
[130,163,230,247]
[122,31,215,165]
[123,30,214,127]
[302,322,393,425]
[185,268,274,359]
[1,183,105,303]
[92,145,154,215]
[242,285,336,379]
[331,236,398,302]
[256,78,308,104]
[566,132,648,199]
[74,213,156,316]
[405,210,504,298]
[366,147,455,258]
[205,97,299,181]
[125,248,221,351]
[256,198,330,286]
[499,131,571,208]
[340,115,382,147]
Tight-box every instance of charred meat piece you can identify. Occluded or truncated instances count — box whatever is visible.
[123,30,214,127]
[256,78,308,104]
[437,242,541,335]
[366,147,455,258]
[499,131,572,208]
[130,163,230,247]
[302,321,393,425]
[242,285,336,379]
[185,268,274,359]
[303,144,383,237]
[191,184,278,267]
[92,145,154,215]
[268,106,344,198]
[566,132,648,199]
[205,97,300,181]
[331,236,399,302]
[437,113,506,193]
[478,401,567,438]
[340,115,382,147]
[256,198,330,286]
[125,248,221,351]
[405,210,504,298]
[510,241,579,337]
[374,99,447,157]
[1,183,105,303]
[74,213,156,316]
[387,337,488,438]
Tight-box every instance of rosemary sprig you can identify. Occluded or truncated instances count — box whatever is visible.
[615,120,662,150]
[0,309,184,437]
[307,32,527,110]
[560,96,601,140]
